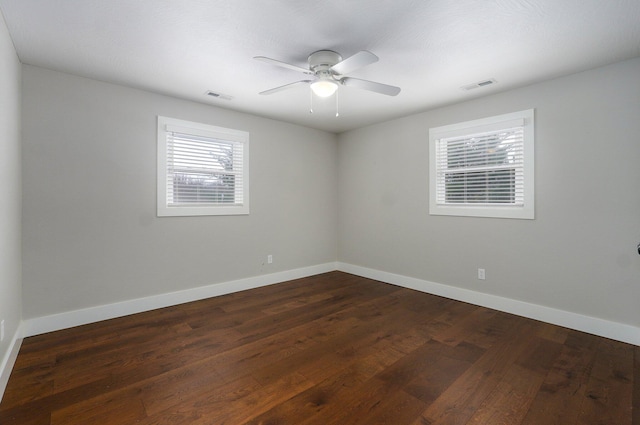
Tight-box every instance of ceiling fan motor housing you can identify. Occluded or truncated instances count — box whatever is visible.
[308,50,343,75]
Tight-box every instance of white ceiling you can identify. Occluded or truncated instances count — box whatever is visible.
[1,0,639,134]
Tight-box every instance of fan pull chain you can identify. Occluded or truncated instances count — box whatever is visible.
[309,88,314,114]
[335,89,340,117]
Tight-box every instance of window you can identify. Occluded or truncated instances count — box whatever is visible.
[429,109,534,219]
[157,116,249,216]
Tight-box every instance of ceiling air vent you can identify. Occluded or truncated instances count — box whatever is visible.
[205,90,233,101]
[461,79,497,91]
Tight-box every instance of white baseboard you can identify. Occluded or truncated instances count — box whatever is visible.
[337,262,640,346]
[9,260,635,405]
[0,323,23,403]
[15,259,640,348]
[22,262,338,338]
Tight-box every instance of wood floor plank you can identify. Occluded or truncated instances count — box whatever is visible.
[245,355,384,425]
[0,407,51,425]
[465,363,546,425]
[337,384,429,425]
[298,373,425,425]
[0,271,635,425]
[412,320,541,425]
[576,338,634,425]
[458,310,523,349]
[519,331,601,425]
[50,387,147,425]
[431,306,496,347]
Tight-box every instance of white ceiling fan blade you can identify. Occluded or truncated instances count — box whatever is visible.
[254,56,313,75]
[331,51,378,75]
[341,77,401,96]
[259,80,313,95]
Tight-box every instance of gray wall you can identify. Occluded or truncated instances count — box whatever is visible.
[21,65,338,319]
[338,58,640,328]
[0,10,21,364]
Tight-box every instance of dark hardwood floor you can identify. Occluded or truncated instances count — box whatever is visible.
[1,271,637,424]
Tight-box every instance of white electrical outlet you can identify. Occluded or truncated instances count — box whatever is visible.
[1,320,4,342]
[478,268,486,280]
[267,255,273,264]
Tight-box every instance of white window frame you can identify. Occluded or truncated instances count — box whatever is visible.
[429,109,534,219]
[157,116,249,217]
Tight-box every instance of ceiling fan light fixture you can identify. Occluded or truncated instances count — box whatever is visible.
[310,80,338,97]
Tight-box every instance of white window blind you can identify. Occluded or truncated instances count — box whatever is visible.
[157,117,249,216]
[429,110,534,219]
[435,124,524,206]
[166,128,244,205]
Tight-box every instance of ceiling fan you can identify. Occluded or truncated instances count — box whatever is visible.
[254,50,401,98]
